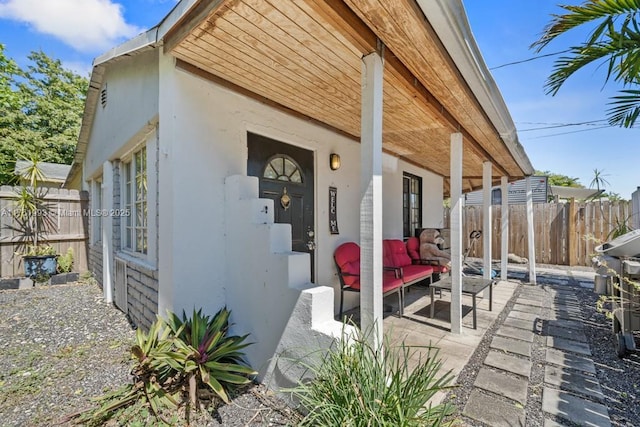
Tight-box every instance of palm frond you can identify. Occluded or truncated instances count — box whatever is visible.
[532,0,640,51]
[545,28,640,95]
[607,88,640,126]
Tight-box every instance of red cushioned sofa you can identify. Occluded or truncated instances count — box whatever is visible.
[383,239,434,291]
[334,242,404,319]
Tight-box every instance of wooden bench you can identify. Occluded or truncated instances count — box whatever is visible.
[429,276,494,329]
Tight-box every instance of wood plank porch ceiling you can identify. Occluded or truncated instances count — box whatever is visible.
[168,0,525,193]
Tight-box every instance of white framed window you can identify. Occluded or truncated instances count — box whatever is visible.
[122,146,148,254]
[117,128,157,267]
[403,172,422,239]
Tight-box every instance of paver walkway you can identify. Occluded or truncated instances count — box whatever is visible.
[462,271,611,426]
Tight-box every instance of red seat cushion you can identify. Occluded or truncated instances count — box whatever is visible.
[432,265,449,274]
[335,242,403,293]
[382,271,403,292]
[401,264,433,283]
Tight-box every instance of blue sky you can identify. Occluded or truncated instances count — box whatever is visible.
[1,0,638,198]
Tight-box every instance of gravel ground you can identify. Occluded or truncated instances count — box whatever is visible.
[0,282,301,426]
[577,285,640,426]
[2,276,638,426]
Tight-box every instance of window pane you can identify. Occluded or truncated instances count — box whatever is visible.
[402,173,422,238]
[123,146,149,255]
[284,158,296,177]
[271,159,283,176]
[290,170,301,183]
[264,165,277,179]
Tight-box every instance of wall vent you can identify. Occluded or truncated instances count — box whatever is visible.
[114,257,127,313]
[100,84,108,108]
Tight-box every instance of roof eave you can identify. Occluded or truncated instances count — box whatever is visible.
[416,0,535,177]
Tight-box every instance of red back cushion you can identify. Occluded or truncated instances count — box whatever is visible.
[406,237,420,261]
[384,239,412,268]
[382,240,395,267]
[334,242,360,288]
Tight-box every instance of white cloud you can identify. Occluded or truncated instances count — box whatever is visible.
[62,60,93,77]
[0,0,144,52]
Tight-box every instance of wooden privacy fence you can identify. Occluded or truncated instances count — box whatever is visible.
[0,186,89,278]
[444,200,632,267]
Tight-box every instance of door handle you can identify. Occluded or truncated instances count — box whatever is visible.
[306,228,316,251]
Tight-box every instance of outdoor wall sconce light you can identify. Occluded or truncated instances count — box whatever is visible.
[330,153,341,171]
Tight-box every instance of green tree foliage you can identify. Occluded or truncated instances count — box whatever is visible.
[0,44,88,185]
[536,170,583,187]
[531,0,640,127]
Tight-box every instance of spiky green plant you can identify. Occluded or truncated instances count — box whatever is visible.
[79,317,181,425]
[165,308,257,405]
[74,308,255,425]
[288,327,455,426]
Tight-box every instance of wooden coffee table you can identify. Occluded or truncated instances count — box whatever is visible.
[429,276,494,329]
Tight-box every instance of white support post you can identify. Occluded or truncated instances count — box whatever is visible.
[500,176,509,281]
[360,50,384,346]
[102,161,114,303]
[482,162,493,292]
[450,133,463,334]
[526,176,537,284]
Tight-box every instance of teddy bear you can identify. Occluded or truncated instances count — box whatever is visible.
[419,228,451,268]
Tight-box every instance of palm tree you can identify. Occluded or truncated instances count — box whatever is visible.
[589,168,611,194]
[531,0,640,127]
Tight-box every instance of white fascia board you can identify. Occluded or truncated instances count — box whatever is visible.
[94,28,159,67]
[67,0,199,186]
[157,0,201,40]
[416,0,535,176]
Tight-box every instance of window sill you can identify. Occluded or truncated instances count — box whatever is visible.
[115,250,157,272]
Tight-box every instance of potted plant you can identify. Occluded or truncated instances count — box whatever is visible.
[23,244,58,282]
[10,157,58,283]
[51,247,79,285]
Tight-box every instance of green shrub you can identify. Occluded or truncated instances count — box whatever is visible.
[75,308,255,425]
[165,308,257,405]
[57,247,74,273]
[289,327,455,426]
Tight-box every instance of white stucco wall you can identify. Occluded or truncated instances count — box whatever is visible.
[84,49,159,179]
[382,154,444,238]
[157,56,444,322]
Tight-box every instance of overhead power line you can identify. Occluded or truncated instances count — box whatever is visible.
[517,119,609,132]
[523,125,612,139]
[489,49,572,70]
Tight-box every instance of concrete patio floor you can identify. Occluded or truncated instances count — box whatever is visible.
[341,264,619,426]
[343,277,519,405]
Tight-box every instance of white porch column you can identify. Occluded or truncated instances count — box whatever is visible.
[526,176,537,284]
[450,133,463,334]
[482,162,493,290]
[500,176,509,281]
[102,160,114,303]
[360,50,384,346]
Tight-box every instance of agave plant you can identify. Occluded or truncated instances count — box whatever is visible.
[92,318,181,420]
[75,317,181,426]
[74,308,256,425]
[165,307,257,405]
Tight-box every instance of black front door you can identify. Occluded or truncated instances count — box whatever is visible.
[247,132,315,281]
